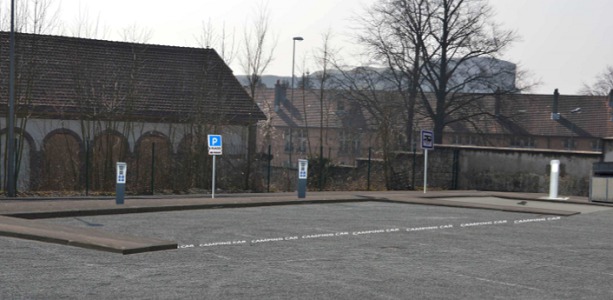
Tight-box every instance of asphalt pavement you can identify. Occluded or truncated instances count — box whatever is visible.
[2,197,613,299]
[0,190,611,254]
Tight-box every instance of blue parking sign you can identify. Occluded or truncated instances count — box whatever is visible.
[208,135,222,147]
[208,134,222,155]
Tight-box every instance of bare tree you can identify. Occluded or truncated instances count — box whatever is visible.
[356,0,430,149]
[69,2,109,39]
[1,0,62,192]
[330,65,408,189]
[240,1,277,99]
[195,19,237,66]
[120,24,153,43]
[417,0,516,143]
[239,1,277,190]
[1,0,62,34]
[580,66,613,95]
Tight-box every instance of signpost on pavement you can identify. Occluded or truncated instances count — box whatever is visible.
[208,134,222,198]
[421,130,434,193]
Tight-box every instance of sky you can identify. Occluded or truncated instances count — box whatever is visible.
[5,0,613,95]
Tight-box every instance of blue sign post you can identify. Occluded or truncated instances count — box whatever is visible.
[208,135,222,198]
[421,130,434,193]
[116,162,127,205]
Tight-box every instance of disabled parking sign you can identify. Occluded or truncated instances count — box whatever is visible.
[208,134,222,155]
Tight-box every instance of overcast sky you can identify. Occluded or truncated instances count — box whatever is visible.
[7,0,613,94]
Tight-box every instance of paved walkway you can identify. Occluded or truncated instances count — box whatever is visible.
[1,190,611,254]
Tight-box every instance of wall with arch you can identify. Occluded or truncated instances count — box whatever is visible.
[0,118,250,193]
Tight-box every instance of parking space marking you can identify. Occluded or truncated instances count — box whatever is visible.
[178,216,563,250]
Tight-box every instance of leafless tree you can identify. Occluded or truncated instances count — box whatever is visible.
[69,2,108,39]
[350,0,517,145]
[240,1,277,99]
[417,0,516,143]
[239,1,277,190]
[580,66,613,96]
[1,0,62,191]
[356,0,430,149]
[196,19,237,66]
[120,24,153,43]
[0,0,62,34]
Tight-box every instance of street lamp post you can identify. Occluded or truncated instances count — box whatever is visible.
[288,36,303,168]
[6,0,16,197]
[569,107,582,150]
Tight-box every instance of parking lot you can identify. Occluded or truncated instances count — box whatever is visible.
[2,201,613,299]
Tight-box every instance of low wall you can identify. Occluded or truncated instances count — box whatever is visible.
[391,145,601,196]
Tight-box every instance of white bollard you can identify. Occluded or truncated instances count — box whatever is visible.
[549,160,560,199]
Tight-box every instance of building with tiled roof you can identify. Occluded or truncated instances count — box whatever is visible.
[255,83,613,168]
[0,32,265,123]
[443,90,612,151]
[255,81,377,167]
[0,32,265,192]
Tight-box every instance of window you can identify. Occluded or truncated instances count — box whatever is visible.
[296,129,308,153]
[592,139,602,151]
[284,129,293,153]
[563,138,576,150]
[339,130,361,155]
[510,136,535,148]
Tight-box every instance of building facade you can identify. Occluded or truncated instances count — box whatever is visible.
[0,32,265,193]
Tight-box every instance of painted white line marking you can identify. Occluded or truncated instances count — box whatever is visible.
[177,217,562,250]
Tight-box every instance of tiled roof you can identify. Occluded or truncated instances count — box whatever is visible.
[453,93,612,137]
[255,84,613,139]
[0,32,265,124]
[254,86,371,130]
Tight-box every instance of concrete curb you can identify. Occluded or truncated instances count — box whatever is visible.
[0,216,177,255]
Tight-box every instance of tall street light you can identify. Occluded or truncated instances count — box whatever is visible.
[6,0,16,197]
[288,36,303,168]
[290,36,303,101]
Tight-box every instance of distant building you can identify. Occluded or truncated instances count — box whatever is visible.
[255,83,611,168]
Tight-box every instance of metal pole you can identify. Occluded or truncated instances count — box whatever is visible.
[211,155,216,199]
[423,149,428,193]
[85,140,90,196]
[288,128,293,168]
[289,37,303,169]
[267,144,271,192]
[6,0,16,197]
[412,141,416,190]
[319,145,324,191]
[367,147,372,191]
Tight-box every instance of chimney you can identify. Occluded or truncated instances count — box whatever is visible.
[494,88,501,117]
[551,89,560,120]
[274,80,283,112]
